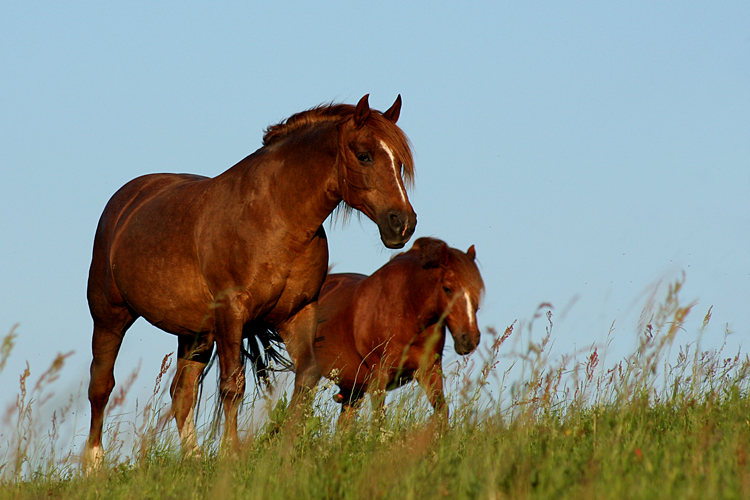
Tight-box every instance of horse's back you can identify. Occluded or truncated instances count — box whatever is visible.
[102,172,207,224]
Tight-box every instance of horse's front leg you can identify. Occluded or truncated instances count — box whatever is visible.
[278,301,322,432]
[214,301,246,449]
[170,333,213,457]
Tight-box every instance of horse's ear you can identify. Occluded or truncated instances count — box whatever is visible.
[382,94,402,123]
[440,244,451,267]
[420,240,449,269]
[467,245,476,261]
[354,94,371,128]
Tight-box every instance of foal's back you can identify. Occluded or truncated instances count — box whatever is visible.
[315,273,370,385]
[315,251,434,389]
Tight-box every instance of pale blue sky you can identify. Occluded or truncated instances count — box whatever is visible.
[1,1,749,448]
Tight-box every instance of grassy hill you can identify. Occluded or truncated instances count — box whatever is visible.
[2,278,749,499]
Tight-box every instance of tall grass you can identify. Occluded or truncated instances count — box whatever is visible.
[2,276,749,499]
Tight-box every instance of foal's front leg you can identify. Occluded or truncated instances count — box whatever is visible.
[277,302,322,433]
[367,363,391,427]
[336,388,366,429]
[415,358,449,429]
[414,327,449,426]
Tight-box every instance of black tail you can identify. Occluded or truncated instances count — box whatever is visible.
[239,321,295,389]
[196,321,294,419]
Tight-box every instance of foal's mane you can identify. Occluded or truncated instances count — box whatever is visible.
[449,247,485,298]
[262,102,415,187]
[411,237,486,298]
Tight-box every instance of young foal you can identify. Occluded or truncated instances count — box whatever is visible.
[83,95,416,466]
[315,237,484,424]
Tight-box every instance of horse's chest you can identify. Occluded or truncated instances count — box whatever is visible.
[256,240,328,323]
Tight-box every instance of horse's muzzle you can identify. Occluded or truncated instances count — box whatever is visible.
[378,209,417,249]
[453,332,480,355]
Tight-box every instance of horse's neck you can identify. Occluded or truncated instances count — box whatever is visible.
[213,132,341,234]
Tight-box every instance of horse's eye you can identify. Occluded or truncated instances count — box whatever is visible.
[356,152,373,163]
[442,286,453,296]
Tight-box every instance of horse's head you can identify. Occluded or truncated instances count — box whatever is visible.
[337,95,417,249]
[418,238,484,355]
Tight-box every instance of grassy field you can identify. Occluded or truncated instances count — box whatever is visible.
[2,278,749,499]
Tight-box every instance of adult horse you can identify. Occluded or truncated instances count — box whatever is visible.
[83,95,416,466]
[315,237,483,425]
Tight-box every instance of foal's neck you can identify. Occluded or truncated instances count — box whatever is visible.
[394,258,444,327]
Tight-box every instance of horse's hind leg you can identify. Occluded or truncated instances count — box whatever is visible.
[170,334,213,458]
[83,310,135,469]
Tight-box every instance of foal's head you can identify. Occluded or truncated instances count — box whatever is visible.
[416,238,484,355]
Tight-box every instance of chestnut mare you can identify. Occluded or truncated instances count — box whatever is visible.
[83,95,416,466]
[315,237,483,425]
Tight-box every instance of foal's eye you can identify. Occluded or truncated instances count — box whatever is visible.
[356,152,373,163]
[442,286,453,296]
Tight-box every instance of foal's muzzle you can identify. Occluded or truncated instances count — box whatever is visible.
[378,209,417,249]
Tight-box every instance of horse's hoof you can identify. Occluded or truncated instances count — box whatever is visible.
[82,443,104,473]
[183,446,203,460]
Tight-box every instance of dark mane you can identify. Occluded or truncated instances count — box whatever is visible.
[263,102,415,188]
[262,103,355,146]
[411,237,485,298]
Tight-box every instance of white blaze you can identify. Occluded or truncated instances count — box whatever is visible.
[463,291,475,329]
[379,140,407,203]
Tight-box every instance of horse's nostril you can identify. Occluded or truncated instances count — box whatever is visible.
[379,210,414,248]
[389,212,403,231]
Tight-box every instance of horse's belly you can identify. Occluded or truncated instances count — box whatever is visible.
[114,258,215,335]
[111,228,215,334]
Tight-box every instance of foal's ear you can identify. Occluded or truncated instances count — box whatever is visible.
[467,245,476,261]
[382,94,402,123]
[354,94,371,128]
[420,240,449,269]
